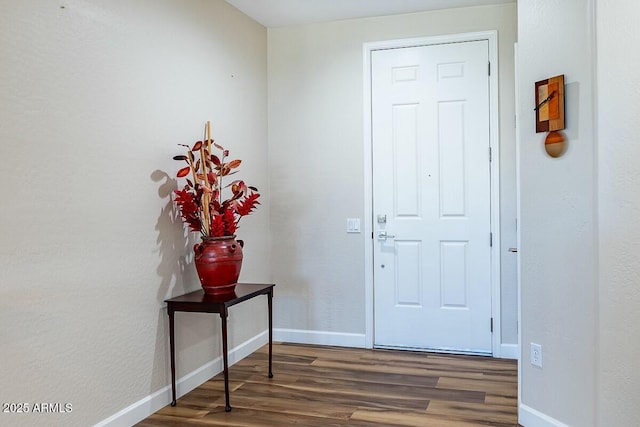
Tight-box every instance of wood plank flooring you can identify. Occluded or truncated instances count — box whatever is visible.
[137,343,519,426]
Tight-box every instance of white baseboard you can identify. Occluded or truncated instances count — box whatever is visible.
[94,330,269,427]
[274,328,366,348]
[519,403,570,427]
[500,343,519,360]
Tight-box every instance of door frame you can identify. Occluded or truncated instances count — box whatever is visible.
[362,31,503,357]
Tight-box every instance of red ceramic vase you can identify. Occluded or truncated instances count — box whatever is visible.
[194,236,243,295]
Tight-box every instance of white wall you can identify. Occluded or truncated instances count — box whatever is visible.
[596,1,640,425]
[517,1,597,425]
[0,1,268,426]
[268,4,518,347]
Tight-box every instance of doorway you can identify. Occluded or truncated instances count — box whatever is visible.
[363,32,501,355]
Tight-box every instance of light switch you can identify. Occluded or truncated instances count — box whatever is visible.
[347,218,361,233]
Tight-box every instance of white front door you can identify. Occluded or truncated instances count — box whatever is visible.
[372,40,492,354]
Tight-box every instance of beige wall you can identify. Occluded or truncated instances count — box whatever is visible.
[268,4,518,346]
[0,1,268,426]
[518,1,640,425]
[596,1,640,425]
[517,0,597,425]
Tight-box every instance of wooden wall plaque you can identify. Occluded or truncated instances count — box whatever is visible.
[535,74,565,133]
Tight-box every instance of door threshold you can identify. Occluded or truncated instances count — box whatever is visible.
[374,344,492,357]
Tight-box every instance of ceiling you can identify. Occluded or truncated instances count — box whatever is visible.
[224,0,515,28]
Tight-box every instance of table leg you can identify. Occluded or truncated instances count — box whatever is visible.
[268,290,273,378]
[220,308,231,412]
[168,309,177,406]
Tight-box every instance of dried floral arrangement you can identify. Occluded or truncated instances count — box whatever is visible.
[173,122,260,238]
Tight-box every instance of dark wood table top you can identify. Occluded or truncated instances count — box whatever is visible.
[165,283,275,310]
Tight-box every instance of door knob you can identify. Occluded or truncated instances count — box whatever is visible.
[377,231,396,241]
[508,247,518,253]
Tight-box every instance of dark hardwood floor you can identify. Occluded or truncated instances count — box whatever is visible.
[137,343,519,426]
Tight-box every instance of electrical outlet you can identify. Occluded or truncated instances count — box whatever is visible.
[530,343,543,368]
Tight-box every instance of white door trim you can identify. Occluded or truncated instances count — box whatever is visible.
[363,31,503,357]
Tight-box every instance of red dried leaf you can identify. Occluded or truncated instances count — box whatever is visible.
[210,214,225,237]
[173,155,188,161]
[211,155,221,166]
[227,159,241,169]
[223,208,237,235]
[230,180,247,195]
[173,188,202,233]
[177,167,191,178]
[192,141,203,151]
[235,192,260,217]
[207,172,217,185]
[214,142,224,150]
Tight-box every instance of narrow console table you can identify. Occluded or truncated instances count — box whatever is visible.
[165,283,275,412]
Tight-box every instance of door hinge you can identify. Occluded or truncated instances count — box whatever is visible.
[371,231,374,239]
[489,147,492,162]
[489,232,493,247]
[488,61,491,76]
[490,317,494,333]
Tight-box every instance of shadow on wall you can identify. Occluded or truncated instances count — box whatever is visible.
[151,169,199,302]
[149,169,202,394]
[564,81,580,142]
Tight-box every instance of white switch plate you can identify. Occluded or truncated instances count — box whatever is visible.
[530,343,543,368]
[347,218,361,233]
